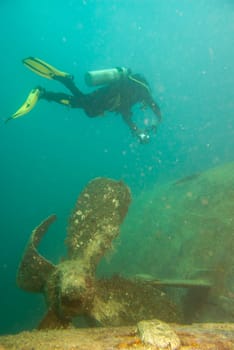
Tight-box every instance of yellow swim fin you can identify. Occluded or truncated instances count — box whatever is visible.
[23,56,71,80]
[6,87,42,123]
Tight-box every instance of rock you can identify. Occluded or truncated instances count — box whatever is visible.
[137,319,181,349]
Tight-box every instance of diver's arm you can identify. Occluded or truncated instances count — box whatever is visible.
[122,112,150,144]
[122,112,139,134]
[146,95,162,122]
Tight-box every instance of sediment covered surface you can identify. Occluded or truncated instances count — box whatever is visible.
[0,322,234,350]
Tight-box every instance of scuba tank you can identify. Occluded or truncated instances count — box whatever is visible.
[85,67,130,87]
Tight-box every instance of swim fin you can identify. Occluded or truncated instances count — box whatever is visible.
[5,87,42,123]
[23,56,72,80]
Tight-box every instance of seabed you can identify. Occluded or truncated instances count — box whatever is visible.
[0,322,234,349]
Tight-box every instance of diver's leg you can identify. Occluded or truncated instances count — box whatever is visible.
[23,57,85,100]
[6,86,83,123]
[41,89,83,108]
[54,76,85,99]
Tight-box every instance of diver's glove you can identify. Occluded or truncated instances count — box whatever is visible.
[134,129,150,144]
[139,124,158,143]
[138,132,150,144]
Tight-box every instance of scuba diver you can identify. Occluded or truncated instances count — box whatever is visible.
[6,57,162,143]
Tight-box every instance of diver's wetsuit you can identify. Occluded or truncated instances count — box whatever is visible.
[41,74,161,141]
